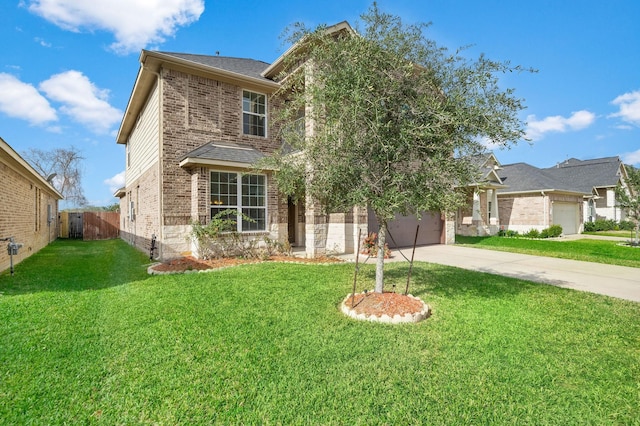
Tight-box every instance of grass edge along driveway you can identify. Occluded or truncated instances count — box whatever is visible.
[456,235,640,268]
[1,239,638,424]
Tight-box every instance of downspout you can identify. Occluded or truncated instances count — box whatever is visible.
[145,64,163,261]
[541,191,547,227]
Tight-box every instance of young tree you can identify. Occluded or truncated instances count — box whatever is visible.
[265,4,532,292]
[616,165,640,244]
[23,146,88,208]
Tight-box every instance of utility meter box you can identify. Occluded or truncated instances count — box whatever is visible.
[7,242,22,256]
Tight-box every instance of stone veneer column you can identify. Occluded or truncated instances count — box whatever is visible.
[305,199,327,258]
[442,212,456,244]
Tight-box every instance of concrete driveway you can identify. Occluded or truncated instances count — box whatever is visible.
[344,243,640,303]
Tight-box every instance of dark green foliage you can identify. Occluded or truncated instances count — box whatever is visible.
[584,219,636,232]
[263,4,532,291]
[545,225,563,238]
[501,225,561,239]
[615,165,640,242]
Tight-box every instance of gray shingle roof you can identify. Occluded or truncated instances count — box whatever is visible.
[181,141,264,165]
[497,156,623,194]
[157,52,272,82]
[497,163,567,192]
[543,156,623,192]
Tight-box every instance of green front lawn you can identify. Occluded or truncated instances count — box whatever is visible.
[456,235,640,268]
[1,240,638,424]
[584,230,638,238]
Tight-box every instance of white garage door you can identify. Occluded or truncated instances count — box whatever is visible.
[368,209,443,248]
[552,202,579,235]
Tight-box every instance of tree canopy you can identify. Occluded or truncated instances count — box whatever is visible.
[23,146,87,208]
[264,4,532,292]
[616,165,640,243]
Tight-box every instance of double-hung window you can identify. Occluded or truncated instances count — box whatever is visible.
[242,90,266,137]
[211,171,266,232]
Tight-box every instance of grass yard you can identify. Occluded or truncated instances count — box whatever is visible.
[1,239,639,424]
[456,235,640,268]
[584,230,638,239]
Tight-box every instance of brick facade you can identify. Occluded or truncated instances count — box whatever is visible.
[117,51,451,260]
[1,139,61,274]
[498,192,583,233]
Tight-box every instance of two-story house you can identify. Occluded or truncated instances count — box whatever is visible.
[116,22,458,261]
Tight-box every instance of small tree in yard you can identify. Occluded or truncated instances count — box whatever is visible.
[264,4,532,293]
[616,165,640,244]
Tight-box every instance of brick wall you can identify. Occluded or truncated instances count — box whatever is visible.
[0,157,59,273]
[498,193,546,231]
[120,161,161,259]
[156,68,285,259]
[498,192,583,233]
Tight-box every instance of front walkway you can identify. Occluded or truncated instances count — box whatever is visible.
[340,241,640,303]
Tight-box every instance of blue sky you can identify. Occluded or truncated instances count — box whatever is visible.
[1,0,639,207]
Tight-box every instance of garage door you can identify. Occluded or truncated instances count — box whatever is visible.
[552,202,579,235]
[368,209,443,248]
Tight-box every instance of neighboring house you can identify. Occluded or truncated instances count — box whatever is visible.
[116,33,454,261]
[496,162,589,235]
[542,157,628,223]
[456,155,630,236]
[456,153,508,236]
[0,137,62,273]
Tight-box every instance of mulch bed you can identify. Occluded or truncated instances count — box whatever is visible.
[149,255,342,273]
[346,291,425,318]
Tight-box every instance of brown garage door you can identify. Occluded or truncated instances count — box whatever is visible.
[368,208,443,248]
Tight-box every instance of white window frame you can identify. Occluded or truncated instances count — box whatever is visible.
[242,90,267,137]
[210,170,267,232]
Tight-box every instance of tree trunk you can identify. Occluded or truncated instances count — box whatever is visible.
[375,220,386,293]
[635,223,639,245]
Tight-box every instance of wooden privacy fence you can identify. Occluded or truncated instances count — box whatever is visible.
[58,211,120,240]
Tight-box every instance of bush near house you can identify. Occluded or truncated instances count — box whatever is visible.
[583,219,635,232]
[190,210,290,260]
[498,225,562,239]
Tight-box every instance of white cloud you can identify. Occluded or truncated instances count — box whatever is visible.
[525,110,596,141]
[479,136,502,150]
[0,73,58,125]
[27,0,204,54]
[34,37,52,47]
[39,70,122,133]
[104,170,126,194]
[610,90,640,126]
[622,149,640,166]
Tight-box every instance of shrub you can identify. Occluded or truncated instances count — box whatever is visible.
[585,219,635,232]
[190,210,290,260]
[545,225,563,238]
[360,232,391,258]
[524,229,540,238]
[619,220,636,231]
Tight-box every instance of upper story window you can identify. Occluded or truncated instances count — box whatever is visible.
[242,90,266,137]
